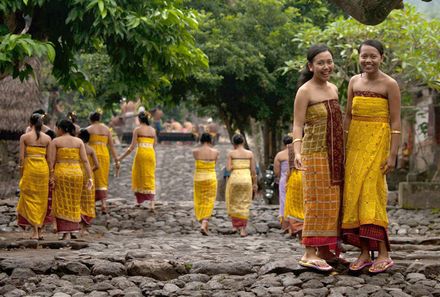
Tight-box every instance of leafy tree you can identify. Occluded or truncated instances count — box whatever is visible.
[172,0,341,165]
[0,0,207,95]
[283,6,440,106]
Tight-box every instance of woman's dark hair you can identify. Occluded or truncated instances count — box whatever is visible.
[359,39,384,56]
[297,44,333,88]
[33,109,46,115]
[67,111,78,123]
[89,111,101,122]
[138,111,150,125]
[283,135,293,145]
[78,128,90,143]
[232,134,244,145]
[30,113,43,140]
[45,129,56,140]
[56,119,76,136]
[200,133,212,144]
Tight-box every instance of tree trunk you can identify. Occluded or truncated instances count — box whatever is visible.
[329,0,404,25]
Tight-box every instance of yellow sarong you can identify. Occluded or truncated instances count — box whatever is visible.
[80,155,96,223]
[17,146,49,227]
[52,148,83,223]
[89,134,110,193]
[132,137,156,201]
[284,169,304,221]
[193,160,217,221]
[343,94,390,230]
[226,158,252,227]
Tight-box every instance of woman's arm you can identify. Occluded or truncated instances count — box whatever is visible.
[292,88,308,170]
[273,153,281,178]
[344,77,355,143]
[226,152,232,172]
[90,149,100,171]
[47,140,57,188]
[79,142,94,190]
[107,126,119,162]
[383,79,401,174]
[250,153,258,192]
[19,136,25,177]
[118,129,137,162]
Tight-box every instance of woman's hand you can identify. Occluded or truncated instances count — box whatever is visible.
[86,178,93,191]
[381,155,396,175]
[294,153,305,171]
[252,184,258,193]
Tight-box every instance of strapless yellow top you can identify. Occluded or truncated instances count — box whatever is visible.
[352,95,389,119]
[57,147,80,162]
[89,134,108,145]
[195,160,216,171]
[231,159,250,170]
[25,146,46,158]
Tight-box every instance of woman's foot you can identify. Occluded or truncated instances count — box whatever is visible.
[240,228,248,237]
[200,220,209,236]
[349,253,373,271]
[70,233,78,240]
[101,202,108,214]
[299,254,333,272]
[59,233,68,240]
[369,257,394,273]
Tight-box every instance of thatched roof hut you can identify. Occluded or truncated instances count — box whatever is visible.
[0,63,44,140]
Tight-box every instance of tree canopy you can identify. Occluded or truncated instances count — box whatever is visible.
[0,0,208,94]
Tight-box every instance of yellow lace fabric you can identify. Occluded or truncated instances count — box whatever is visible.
[89,134,110,191]
[193,160,217,221]
[17,146,49,227]
[284,169,304,221]
[132,137,156,195]
[343,94,390,230]
[226,159,252,220]
[52,148,83,223]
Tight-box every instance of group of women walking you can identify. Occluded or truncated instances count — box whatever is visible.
[17,111,121,239]
[272,39,401,274]
[16,38,400,275]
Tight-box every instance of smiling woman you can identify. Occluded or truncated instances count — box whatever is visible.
[292,44,345,272]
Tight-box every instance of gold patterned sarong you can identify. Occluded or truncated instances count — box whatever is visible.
[17,146,49,227]
[226,158,252,228]
[343,91,391,251]
[80,155,96,225]
[89,134,110,200]
[284,169,304,234]
[193,160,217,221]
[52,148,83,231]
[301,99,344,248]
[132,137,156,203]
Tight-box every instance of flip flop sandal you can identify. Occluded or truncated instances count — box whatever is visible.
[369,259,394,273]
[200,228,209,236]
[349,259,373,271]
[299,259,333,272]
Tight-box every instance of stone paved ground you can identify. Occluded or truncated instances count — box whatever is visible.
[1,143,440,297]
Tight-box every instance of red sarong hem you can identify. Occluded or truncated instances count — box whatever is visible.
[231,217,247,228]
[95,190,107,201]
[56,218,80,233]
[135,192,155,204]
[343,224,390,251]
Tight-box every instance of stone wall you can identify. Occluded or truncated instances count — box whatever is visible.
[0,140,19,198]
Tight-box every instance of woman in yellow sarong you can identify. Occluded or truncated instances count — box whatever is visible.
[118,111,157,211]
[343,40,401,274]
[193,133,219,235]
[17,114,51,239]
[226,134,257,237]
[292,44,345,271]
[283,143,304,237]
[78,129,100,233]
[274,135,292,231]
[49,119,93,240]
[86,111,119,214]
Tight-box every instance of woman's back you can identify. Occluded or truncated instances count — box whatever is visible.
[87,123,109,135]
[136,125,156,138]
[194,145,218,161]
